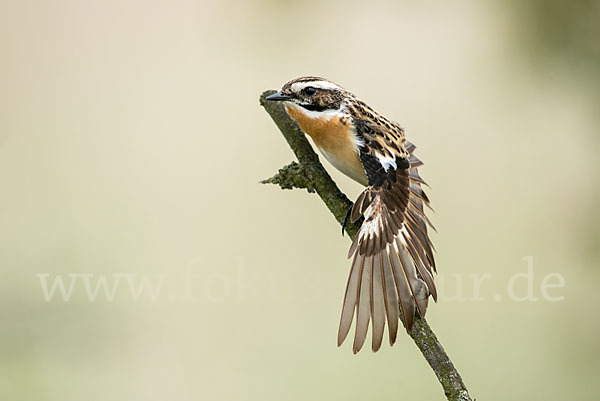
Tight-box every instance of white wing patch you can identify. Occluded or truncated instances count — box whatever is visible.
[376,153,398,172]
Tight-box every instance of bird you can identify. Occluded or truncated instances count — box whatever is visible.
[266,76,437,353]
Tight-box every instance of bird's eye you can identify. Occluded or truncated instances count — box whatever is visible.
[304,86,316,96]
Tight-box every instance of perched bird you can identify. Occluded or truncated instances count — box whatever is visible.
[266,77,437,353]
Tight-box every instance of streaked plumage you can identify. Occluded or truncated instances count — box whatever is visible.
[267,77,437,353]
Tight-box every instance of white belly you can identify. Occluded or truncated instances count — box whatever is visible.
[317,146,368,186]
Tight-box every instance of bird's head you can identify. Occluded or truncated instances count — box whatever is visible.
[266,76,348,115]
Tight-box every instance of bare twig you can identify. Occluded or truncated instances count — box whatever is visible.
[260,90,473,401]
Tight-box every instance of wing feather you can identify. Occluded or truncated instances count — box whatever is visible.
[388,243,415,331]
[336,117,437,352]
[338,252,363,345]
[371,253,385,351]
[353,255,372,353]
[381,250,399,345]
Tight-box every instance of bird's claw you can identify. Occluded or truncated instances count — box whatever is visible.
[342,204,353,236]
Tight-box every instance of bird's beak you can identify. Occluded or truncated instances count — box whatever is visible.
[266,92,292,101]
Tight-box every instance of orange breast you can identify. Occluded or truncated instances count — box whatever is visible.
[285,105,368,186]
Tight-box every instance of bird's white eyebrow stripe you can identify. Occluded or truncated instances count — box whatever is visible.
[291,81,341,91]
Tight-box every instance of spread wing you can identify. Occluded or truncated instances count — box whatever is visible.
[338,118,437,353]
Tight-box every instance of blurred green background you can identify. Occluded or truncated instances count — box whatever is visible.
[1,1,599,400]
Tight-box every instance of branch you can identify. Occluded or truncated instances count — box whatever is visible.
[260,90,473,401]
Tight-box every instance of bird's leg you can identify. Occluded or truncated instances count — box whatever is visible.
[341,203,353,236]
